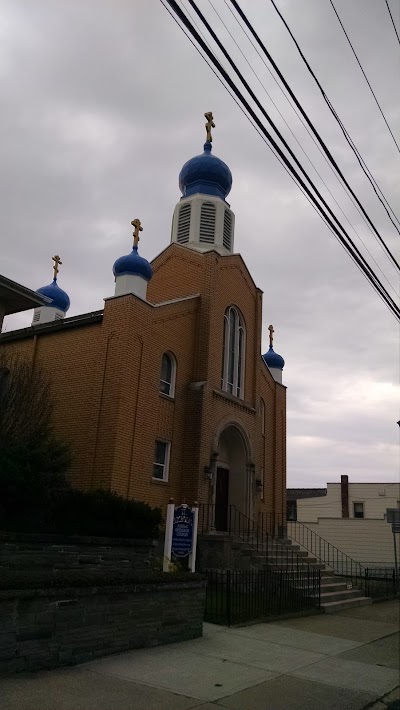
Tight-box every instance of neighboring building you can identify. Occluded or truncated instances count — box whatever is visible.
[288,476,400,568]
[295,476,400,522]
[0,115,287,529]
[0,275,49,332]
[287,488,326,521]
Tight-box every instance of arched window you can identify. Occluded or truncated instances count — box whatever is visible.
[160,352,176,397]
[221,306,245,399]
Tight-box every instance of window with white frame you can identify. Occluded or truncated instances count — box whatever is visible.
[221,306,246,399]
[160,352,176,397]
[353,502,364,519]
[153,440,170,481]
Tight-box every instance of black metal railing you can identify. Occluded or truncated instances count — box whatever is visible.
[260,513,367,595]
[364,568,398,599]
[205,567,320,625]
[199,504,321,621]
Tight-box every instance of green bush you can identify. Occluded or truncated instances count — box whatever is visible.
[0,569,204,591]
[47,488,162,539]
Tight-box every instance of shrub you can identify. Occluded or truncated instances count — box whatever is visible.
[47,488,162,539]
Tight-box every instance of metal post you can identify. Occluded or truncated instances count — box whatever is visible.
[392,525,398,584]
[189,502,199,573]
[163,498,175,572]
[226,569,231,626]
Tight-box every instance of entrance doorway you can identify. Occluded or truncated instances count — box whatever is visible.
[215,467,229,531]
[213,423,252,529]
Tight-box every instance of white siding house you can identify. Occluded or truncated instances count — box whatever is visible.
[290,478,400,569]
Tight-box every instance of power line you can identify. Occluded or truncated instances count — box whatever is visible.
[163,0,400,321]
[188,0,400,309]
[268,0,400,242]
[267,0,400,235]
[329,0,400,154]
[206,0,399,296]
[229,0,400,274]
[384,0,400,45]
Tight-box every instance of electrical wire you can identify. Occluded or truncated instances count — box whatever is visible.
[267,0,400,235]
[229,0,400,273]
[206,0,399,296]
[329,0,400,154]
[186,0,399,315]
[384,0,400,46]
[163,0,400,321]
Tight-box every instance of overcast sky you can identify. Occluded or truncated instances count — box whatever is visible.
[1,0,399,486]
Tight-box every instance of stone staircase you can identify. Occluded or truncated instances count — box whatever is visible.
[225,536,372,613]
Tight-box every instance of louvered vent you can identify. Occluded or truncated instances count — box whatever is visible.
[54,313,63,321]
[223,209,232,251]
[177,203,191,243]
[199,202,216,244]
[32,311,40,323]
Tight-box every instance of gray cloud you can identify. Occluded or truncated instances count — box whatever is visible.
[2,0,399,485]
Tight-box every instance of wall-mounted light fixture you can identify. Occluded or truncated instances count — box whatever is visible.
[204,466,213,479]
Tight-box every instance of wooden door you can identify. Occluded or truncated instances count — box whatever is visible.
[215,467,229,531]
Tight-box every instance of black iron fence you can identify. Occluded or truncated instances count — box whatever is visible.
[205,567,321,625]
[364,568,398,599]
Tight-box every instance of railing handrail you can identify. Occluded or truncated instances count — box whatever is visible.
[285,518,366,573]
[200,503,319,576]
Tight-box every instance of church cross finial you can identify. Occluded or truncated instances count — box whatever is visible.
[131,218,143,248]
[52,255,62,280]
[204,111,215,142]
[268,324,274,348]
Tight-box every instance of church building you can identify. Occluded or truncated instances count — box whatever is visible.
[0,114,286,530]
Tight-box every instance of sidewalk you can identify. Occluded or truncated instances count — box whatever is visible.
[1,600,399,710]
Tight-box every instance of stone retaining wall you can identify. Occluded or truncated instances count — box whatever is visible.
[0,533,156,572]
[0,579,206,674]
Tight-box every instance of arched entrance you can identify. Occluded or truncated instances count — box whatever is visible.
[213,423,252,531]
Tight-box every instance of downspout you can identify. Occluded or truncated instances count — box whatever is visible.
[91,331,115,487]
[126,338,144,498]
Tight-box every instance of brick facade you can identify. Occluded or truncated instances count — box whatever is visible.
[0,243,286,523]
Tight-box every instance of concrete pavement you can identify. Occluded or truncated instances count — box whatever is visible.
[1,600,399,709]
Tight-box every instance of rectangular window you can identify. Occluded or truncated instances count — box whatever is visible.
[353,502,364,519]
[153,440,170,481]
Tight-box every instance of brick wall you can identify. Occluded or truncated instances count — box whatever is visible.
[0,243,286,523]
[0,580,206,674]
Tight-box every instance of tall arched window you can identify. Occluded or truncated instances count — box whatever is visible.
[160,352,176,397]
[221,306,245,399]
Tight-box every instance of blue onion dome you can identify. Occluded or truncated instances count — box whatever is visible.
[36,278,70,312]
[263,346,285,371]
[179,141,232,201]
[113,245,153,281]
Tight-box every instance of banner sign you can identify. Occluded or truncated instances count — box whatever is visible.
[171,505,194,558]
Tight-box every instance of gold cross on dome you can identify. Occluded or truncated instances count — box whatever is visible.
[131,218,143,247]
[268,324,274,348]
[204,111,215,142]
[52,255,62,280]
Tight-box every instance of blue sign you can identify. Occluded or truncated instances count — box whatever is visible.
[172,505,194,558]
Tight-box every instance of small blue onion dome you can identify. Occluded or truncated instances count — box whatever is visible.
[36,279,70,312]
[179,141,232,201]
[263,346,285,371]
[113,245,153,281]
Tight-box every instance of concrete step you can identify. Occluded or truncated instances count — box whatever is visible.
[320,582,349,592]
[319,589,364,603]
[322,596,372,613]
